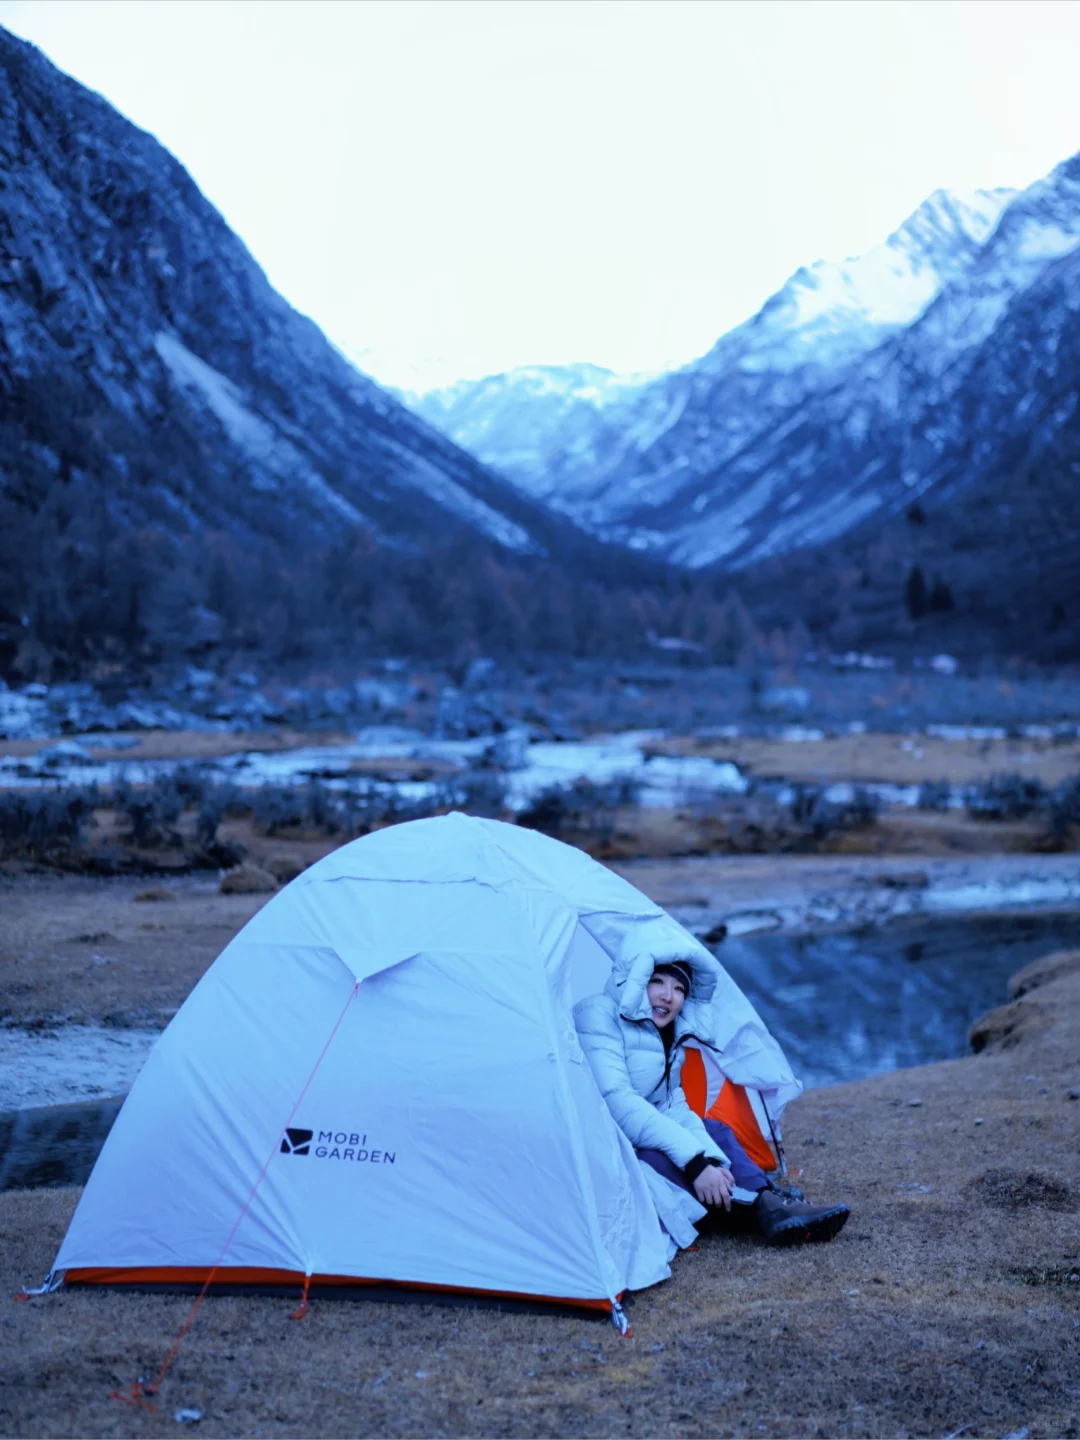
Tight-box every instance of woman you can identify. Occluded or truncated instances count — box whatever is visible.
[574,954,850,1247]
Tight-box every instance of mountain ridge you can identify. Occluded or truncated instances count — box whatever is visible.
[409,183,1021,517]
[408,161,1080,657]
[0,24,582,561]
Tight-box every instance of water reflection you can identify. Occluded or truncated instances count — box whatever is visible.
[720,914,1079,1088]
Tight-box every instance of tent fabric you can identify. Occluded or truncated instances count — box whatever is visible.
[679,1052,779,1172]
[53,813,799,1309]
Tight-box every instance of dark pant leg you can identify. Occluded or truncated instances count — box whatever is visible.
[634,1146,688,1192]
[701,1119,769,1195]
[636,1120,768,1200]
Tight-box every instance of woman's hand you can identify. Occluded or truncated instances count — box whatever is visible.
[692,1164,735,1211]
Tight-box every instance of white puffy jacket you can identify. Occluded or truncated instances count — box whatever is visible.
[573,932,728,1174]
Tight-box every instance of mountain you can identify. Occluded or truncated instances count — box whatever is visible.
[0,26,580,571]
[411,162,1080,656]
[609,157,1080,656]
[637,155,1080,569]
[405,363,652,502]
[752,211,1080,658]
[698,186,1016,376]
[411,187,1017,526]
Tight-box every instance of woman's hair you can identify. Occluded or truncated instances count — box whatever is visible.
[650,961,692,995]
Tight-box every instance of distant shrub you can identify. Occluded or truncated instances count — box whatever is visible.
[171,766,212,808]
[517,777,638,844]
[789,783,879,839]
[453,771,508,819]
[917,780,952,812]
[0,786,96,858]
[250,786,309,836]
[966,774,1046,822]
[193,783,248,850]
[113,773,208,848]
[1047,776,1080,840]
[249,778,453,840]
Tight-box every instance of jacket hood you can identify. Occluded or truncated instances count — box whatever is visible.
[584,913,722,1045]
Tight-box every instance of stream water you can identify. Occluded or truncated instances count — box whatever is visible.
[721,912,1078,1089]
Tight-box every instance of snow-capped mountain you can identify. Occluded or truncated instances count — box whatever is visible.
[546,182,1043,544]
[602,153,1080,656]
[700,186,1016,376]
[410,161,1080,654]
[419,162,1079,589]
[406,363,651,502]
[0,26,573,565]
[411,184,1020,527]
[643,153,1080,572]
[736,229,1080,659]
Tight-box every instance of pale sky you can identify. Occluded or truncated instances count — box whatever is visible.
[3,0,1080,390]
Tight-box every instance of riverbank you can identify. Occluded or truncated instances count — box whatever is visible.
[3,853,1080,1106]
[2,948,1078,1438]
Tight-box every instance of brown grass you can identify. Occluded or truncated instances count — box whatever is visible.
[6,727,1079,787]
[3,948,1079,1437]
[0,874,272,1027]
[648,730,1080,788]
[0,730,357,762]
[586,806,1050,861]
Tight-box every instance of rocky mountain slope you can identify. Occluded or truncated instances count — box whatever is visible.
[740,233,1080,659]
[0,26,578,568]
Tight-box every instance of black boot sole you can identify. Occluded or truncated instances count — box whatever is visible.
[760,1204,850,1247]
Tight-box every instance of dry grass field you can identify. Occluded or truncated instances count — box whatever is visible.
[649,731,1080,790]
[0,730,358,763]
[2,951,1079,1439]
[5,724,1079,784]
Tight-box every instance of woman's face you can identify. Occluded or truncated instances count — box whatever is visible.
[647,971,687,1030]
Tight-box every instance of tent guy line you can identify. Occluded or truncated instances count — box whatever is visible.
[109,979,361,1412]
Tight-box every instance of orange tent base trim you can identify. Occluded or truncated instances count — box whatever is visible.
[64,1266,620,1317]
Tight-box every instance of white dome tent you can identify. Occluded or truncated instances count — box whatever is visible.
[52,814,799,1325]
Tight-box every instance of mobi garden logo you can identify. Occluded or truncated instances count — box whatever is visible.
[281,1128,314,1156]
[280,1127,396,1165]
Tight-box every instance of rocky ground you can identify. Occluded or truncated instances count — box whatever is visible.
[2,948,1078,1439]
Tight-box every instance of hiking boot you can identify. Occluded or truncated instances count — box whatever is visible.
[754,1187,850,1246]
[766,1180,806,1202]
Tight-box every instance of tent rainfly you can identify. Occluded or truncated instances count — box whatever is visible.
[52,813,800,1323]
